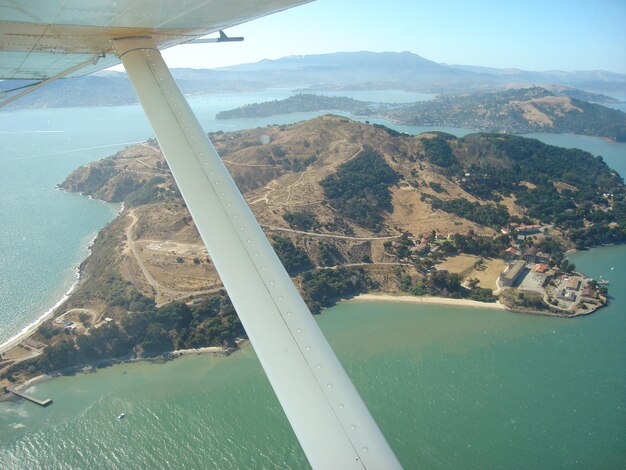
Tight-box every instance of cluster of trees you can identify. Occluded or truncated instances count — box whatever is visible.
[570,222,626,248]
[467,287,497,303]
[423,135,460,171]
[110,175,143,202]
[569,197,626,247]
[320,147,398,231]
[71,161,117,195]
[317,241,344,267]
[428,181,446,193]
[125,176,172,207]
[450,233,512,258]
[283,209,320,231]
[430,197,510,229]
[454,134,625,246]
[391,233,415,259]
[36,293,244,374]
[271,235,313,275]
[300,268,368,313]
[501,289,547,310]
[399,270,496,302]
[401,269,463,298]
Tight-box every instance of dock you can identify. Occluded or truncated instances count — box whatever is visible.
[9,388,53,407]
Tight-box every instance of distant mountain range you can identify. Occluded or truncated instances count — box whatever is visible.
[218,51,626,94]
[2,51,625,109]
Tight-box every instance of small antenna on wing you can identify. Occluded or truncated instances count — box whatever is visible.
[186,30,244,44]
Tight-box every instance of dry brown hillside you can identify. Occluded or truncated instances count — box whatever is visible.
[59,115,507,313]
[58,114,625,318]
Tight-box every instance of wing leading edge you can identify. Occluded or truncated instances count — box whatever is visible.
[0,0,313,80]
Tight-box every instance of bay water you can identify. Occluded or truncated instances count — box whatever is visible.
[0,90,625,468]
[0,245,624,468]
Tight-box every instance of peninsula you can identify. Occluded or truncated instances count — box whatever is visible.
[216,88,626,142]
[1,115,622,392]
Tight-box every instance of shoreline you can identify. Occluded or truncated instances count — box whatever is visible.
[0,272,80,355]
[1,345,234,401]
[0,201,123,355]
[350,293,507,310]
[168,346,232,357]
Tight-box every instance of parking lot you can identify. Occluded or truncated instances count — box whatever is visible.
[517,267,547,293]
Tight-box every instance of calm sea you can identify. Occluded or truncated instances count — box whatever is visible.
[0,91,625,468]
[0,245,624,469]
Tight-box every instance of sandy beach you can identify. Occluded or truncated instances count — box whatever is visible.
[0,309,58,356]
[170,346,230,356]
[352,293,507,310]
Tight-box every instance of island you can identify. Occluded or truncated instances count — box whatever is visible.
[216,88,626,142]
[1,115,622,394]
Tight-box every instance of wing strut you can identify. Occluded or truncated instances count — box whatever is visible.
[113,38,401,470]
[0,54,103,109]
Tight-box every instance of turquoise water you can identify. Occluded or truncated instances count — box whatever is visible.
[0,245,624,469]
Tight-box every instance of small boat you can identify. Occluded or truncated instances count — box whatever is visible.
[117,413,126,420]
[598,276,610,285]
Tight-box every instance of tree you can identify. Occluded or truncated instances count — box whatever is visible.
[271,235,313,274]
[560,259,576,273]
[320,147,398,230]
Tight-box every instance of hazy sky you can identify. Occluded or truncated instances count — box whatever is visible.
[158,0,626,73]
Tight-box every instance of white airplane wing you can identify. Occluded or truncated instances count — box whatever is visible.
[0,2,402,469]
[0,0,310,79]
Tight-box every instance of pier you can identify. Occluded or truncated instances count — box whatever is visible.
[9,388,53,407]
